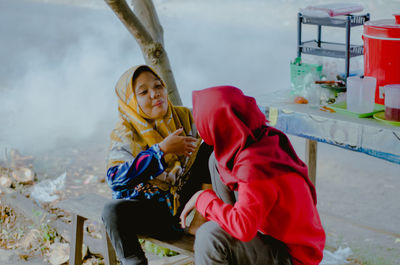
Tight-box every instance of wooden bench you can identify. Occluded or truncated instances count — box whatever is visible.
[56,193,194,265]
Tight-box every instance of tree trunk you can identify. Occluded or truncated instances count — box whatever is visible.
[104,0,182,105]
[131,0,164,45]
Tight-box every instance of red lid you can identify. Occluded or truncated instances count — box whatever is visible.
[364,14,400,39]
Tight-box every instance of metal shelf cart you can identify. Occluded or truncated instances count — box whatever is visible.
[297,12,370,78]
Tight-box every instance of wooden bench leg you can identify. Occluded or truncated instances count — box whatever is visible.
[305,139,317,186]
[101,225,117,265]
[70,214,86,265]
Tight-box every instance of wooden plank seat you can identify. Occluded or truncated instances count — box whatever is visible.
[56,193,194,265]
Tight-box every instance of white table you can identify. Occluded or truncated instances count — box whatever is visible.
[259,96,400,185]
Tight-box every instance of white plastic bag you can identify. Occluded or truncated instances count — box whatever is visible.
[321,247,352,265]
[30,172,66,203]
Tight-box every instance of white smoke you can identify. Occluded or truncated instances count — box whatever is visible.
[1,0,398,153]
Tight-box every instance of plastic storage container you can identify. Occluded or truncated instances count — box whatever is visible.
[363,14,400,105]
[290,57,323,96]
[381,84,400,121]
[346,76,376,113]
[290,57,322,87]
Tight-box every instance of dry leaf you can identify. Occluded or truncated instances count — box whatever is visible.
[19,229,41,250]
[9,149,34,168]
[0,176,12,188]
[83,257,104,265]
[11,168,35,185]
[18,254,29,260]
[48,243,69,265]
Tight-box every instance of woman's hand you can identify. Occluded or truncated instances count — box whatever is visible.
[179,190,204,228]
[159,128,198,156]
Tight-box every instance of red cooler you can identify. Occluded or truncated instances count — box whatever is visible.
[363,14,400,104]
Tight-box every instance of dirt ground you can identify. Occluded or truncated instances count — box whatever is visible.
[1,134,399,265]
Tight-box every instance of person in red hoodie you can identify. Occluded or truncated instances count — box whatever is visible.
[180,86,325,265]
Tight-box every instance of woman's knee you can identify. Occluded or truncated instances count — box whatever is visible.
[101,199,127,225]
[195,221,230,251]
[194,221,233,263]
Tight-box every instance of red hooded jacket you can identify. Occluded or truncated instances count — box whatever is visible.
[192,86,325,265]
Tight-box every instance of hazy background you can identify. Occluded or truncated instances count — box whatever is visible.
[1,0,399,263]
[2,0,399,153]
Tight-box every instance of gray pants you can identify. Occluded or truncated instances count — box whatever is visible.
[194,153,292,265]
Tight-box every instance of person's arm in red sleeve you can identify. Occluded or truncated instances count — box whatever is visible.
[196,179,278,242]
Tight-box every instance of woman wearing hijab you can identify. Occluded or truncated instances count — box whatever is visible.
[102,65,212,265]
[180,86,326,265]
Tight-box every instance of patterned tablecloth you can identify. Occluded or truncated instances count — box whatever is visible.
[259,96,400,165]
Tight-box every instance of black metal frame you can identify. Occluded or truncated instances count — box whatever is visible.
[297,13,370,78]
